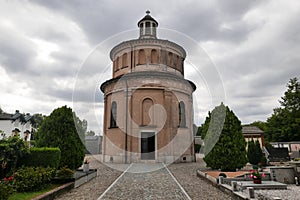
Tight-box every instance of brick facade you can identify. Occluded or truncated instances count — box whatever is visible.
[100,12,196,163]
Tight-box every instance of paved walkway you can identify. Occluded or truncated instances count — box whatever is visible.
[99,163,190,200]
[55,156,233,200]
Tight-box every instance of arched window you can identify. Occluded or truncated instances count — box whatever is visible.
[110,101,117,128]
[151,49,158,64]
[122,53,127,67]
[142,98,154,126]
[138,49,146,65]
[168,52,173,67]
[179,101,186,127]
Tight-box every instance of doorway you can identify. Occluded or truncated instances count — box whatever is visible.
[141,132,155,160]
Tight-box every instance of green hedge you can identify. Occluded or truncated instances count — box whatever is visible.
[19,147,61,169]
[14,166,55,192]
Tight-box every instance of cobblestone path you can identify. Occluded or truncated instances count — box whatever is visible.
[55,156,233,200]
[99,163,190,200]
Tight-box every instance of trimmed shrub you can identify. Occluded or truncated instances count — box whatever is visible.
[14,167,55,192]
[247,140,263,165]
[261,156,268,166]
[19,147,61,169]
[0,177,14,200]
[56,166,74,179]
[194,144,201,153]
[0,182,10,200]
[0,136,28,179]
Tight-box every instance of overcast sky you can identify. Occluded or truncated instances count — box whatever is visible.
[1,0,299,134]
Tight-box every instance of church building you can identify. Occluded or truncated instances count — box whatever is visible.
[100,11,196,163]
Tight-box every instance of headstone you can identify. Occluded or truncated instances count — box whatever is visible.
[248,187,255,198]
[270,166,295,184]
[232,181,237,191]
[218,176,224,184]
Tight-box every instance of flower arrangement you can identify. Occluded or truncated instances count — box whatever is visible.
[249,169,265,180]
[0,176,15,199]
[2,176,13,182]
[83,158,89,164]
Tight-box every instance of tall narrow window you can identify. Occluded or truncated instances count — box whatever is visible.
[145,21,151,34]
[151,49,158,64]
[110,101,117,128]
[138,49,146,65]
[122,53,127,67]
[175,55,180,69]
[168,52,173,67]
[116,57,119,70]
[142,98,154,126]
[113,60,116,71]
[179,101,186,127]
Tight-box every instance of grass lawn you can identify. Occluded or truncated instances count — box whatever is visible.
[9,184,61,200]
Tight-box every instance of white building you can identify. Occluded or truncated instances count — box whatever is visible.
[0,110,33,141]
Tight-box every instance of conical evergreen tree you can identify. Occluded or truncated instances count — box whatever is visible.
[35,106,85,169]
[203,103,247,171]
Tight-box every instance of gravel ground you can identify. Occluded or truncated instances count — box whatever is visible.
[55,156,125,200]
[167,162,234,200]
[55,156,234,200]
[100,163,189,200]
[240,185,300,200]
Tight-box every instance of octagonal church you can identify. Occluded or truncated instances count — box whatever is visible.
[100,11,196,163]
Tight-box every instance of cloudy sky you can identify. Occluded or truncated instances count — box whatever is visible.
[0,0,299,134]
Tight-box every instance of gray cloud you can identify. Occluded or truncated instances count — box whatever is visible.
[0,28,36,73]
[0,0,299,132]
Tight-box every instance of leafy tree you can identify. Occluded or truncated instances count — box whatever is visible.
[196,126,202,136]
[247,140,263,165]
[35,106,85,169]
[248,121,268,132]
[203,103,247,171]
[31,114,46,129]
[0,107,3,114]
[266,77,300,141]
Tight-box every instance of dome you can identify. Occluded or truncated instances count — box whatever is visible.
[137,10,158,39]
[137,10,158,27]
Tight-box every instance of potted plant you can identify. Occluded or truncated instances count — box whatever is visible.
[249,169,265,184]
[83,158,89,173]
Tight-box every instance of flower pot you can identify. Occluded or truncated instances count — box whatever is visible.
[83,163,89,173]
[253,179,262,184]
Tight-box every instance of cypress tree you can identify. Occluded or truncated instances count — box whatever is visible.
[203,103,247,171]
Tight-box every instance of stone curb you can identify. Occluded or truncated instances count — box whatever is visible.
[197,170,250,200]
[74,169,97,188]
[32,170,97,200]
[32,182,75,200]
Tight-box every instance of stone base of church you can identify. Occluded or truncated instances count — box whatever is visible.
[102,154,195,164]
